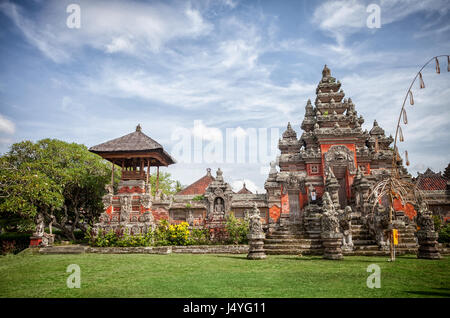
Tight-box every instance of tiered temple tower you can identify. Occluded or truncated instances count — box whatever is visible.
[265,65,398,228]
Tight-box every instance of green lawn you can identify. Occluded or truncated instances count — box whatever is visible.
[0,253,449,298]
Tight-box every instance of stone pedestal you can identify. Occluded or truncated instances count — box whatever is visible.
[417,231,441,259]
[247,233,266,260]
[322,232,343,260]
[30,233,55,247]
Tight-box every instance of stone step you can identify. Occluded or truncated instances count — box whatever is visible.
[354,245,379,251]
[39,245,86,254]
[264,238,320,244]
[265,249,323,255]
[353,239,377,245]
[264,244,323,250]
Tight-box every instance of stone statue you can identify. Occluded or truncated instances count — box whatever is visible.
[105,183,114,195]
[34,213,45,237]
[120,195,132,222]
[365,204,390,250]
[321,193,340,233]
[249,203,263,235]
[416,202,434,232]
[247,203,266,260]
[214,198,224,214]
[187,210,194,226]
[415,201,441,259]
[339,206,354,251]
[321,192,343,260]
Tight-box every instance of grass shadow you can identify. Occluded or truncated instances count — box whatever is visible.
[404,289,450,297]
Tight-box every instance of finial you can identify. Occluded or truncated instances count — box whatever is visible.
[206,168,211,176]
[322,64,331,78]
[373,120,378,126]
[136,124,142,132]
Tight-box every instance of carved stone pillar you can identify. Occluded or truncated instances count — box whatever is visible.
[247,203,266,260]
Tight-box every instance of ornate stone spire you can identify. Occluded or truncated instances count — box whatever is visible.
[282,122,297,140]
[322,64,331,78]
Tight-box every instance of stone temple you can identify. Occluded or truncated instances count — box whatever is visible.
[89,65,449,256]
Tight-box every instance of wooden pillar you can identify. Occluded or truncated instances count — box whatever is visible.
[146,160,150,184]
[140,159,144,178]
[156,166,160,192]
[111,161,114,185]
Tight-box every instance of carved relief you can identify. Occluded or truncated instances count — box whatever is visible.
[324,145,356,175]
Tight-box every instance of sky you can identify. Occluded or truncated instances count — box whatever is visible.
[0,0,449,193]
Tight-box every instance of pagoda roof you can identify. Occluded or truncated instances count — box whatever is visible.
[177,168,215,195]
[237,183,253,194]
[89,125,175,165]
[416,168,447,191]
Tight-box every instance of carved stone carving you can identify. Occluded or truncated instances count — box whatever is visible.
[416,202,441,259]
[339,206,354,251]
[324,145,356,175]
[247,203,266,260]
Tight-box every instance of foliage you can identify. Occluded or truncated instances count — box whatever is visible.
[225,213,249,245]
[0,139,120,240]
[433,215,442,231]
[149,172,183,197]
[0,232,31,254]
[1,241,16,255]
[192,195,205,201]
[154,220,190,246]
[438,223,450,243]
[188,228,210,245]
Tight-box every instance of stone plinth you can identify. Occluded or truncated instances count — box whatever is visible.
[30,233,55,247]
[417,231,441,259]
[322,232,343,260]
[247,233,266,260]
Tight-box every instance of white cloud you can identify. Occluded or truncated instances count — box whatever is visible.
[311,0,450,50]
[0,0,213,62]
[231,178,262,193]
[0,114,15,134]
[192,120,222,142]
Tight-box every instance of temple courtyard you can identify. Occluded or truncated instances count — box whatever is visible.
[0,253,448,298]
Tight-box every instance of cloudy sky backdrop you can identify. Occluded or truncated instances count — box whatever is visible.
[0,0,449,192]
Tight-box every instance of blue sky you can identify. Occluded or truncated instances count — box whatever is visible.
[0,0,449,192]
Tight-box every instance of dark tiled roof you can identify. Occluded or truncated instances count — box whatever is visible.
[178,169,215,195]
[416,168,447,191]
[237,183,253,194]
[90,128,162,152]
[89,125,175,164]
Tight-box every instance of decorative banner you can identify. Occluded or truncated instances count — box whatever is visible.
[393,229,399,246]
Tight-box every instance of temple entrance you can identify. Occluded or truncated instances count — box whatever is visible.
[288,190,301,224]
[332,166,348,208]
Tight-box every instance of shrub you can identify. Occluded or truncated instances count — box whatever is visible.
[438,223,450,243]
[188,228,210,245]
[225,213,249,245]
[0,232,31,254]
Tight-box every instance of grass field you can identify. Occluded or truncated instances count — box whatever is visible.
[0,253,449,298]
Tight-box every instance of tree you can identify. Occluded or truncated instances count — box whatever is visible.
[149,172,184,196]
[0,139,119,240]
[443,163,450,180]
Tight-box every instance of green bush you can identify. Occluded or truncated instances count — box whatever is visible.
[0,232,31,254]
[438,223,450,243]
[188,228,210,245]
[225,213,249,245]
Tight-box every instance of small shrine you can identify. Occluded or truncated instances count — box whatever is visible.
[89,124,175,235]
